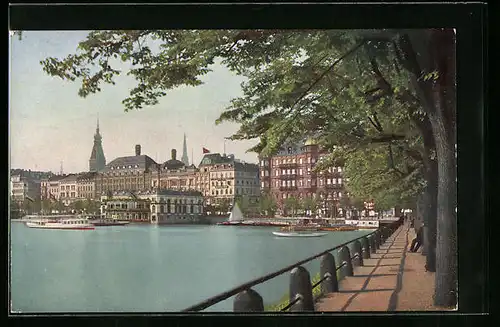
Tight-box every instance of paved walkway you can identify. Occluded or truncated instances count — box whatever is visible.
[315,223,449,311]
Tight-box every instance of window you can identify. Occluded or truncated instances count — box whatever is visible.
[292,158,296,163]
[320,179,323,186]
[338,167,342,173]
[282,193,286,199]
[276,181,279,187]
[282,181,286,187]
[288,147,293,154]
[338,192,342,198]
[307,168,311,174]
[299,180,303,187]
[299,158,303,164]
[287,169,291,175]
[282,169,286,175]
[291,180,296,187]
[299,169,303,175]
[338,178,342,184]
[291,169,295,174]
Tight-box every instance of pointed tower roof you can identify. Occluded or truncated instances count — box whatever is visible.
[181,133,190,166]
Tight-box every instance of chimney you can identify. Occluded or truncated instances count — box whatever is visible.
[135,144,141,156]
[171,149,177,160]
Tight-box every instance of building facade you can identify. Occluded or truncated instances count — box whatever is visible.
[152,148,198,191]
[100,189,204,224]
[96,144,157,196]
[260,138,346,217]
[76,172,98,199]
[11,174,41,203]
[89,118,106,172]
[59,174,79,206]
[198,153,260,207]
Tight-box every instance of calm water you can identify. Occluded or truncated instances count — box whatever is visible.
[10,222,371,312]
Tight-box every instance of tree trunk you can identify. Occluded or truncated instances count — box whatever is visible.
[422,161,438,272]
[400,29,456,307]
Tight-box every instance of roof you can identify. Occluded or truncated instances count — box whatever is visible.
[48,175,67,182]
[60,174,79,182]
[104,155,158,172]
[162,158,185,170]
[77,172,98,181]
[199,153,232,166]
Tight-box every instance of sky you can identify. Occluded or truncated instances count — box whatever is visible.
[9,31,259,174]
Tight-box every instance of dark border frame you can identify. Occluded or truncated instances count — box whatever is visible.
[6,2,489,327]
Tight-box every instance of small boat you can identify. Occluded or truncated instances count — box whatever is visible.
[25,218,95,230]
[216,202,245,226]
[319,225,358,232]
[272,231,328,237]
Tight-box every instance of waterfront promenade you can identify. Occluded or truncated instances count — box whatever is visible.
[315,222,449,311]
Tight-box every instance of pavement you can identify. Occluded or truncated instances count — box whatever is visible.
[315,222,453,312]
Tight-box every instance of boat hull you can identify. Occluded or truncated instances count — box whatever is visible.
[90,221,130,226]
[272,231,328,237]
[25,222,94,230]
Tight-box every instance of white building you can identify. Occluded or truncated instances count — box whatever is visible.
[100,189,204,224]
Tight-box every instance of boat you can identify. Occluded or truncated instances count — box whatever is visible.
[25,218,95,230]
[216,202,245,226]
[319,224,358,232]
[272,231,328,237]
[89,218,130,226]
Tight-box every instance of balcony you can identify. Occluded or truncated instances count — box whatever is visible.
[279,186,298,191]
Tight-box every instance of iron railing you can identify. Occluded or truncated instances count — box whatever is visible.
[182,220,402,312]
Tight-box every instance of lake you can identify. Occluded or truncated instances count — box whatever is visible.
[9,222,371,312]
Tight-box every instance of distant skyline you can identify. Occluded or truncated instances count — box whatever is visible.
[9,31,259,174]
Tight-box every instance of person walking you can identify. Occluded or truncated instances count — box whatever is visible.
[409,223,424,252]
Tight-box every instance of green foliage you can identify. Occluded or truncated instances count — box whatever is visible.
[259,192,278,216]
[264,269,343,311]
[283,197,300,217]
[40,29,432,213]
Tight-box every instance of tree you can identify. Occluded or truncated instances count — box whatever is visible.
[283,196,300,217]
[301,195,318,217]
[259,192,278,217]
[39,29,456,307]
[10,197,21,219]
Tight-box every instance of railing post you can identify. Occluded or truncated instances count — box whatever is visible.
[233,288,264,312]
[352,240,364,266]
[370,233,377,253]
[320,253,338,293]
[289,266,315,311]
[373,231,380,250]
[361,237,371,259]
[339,246,354,277]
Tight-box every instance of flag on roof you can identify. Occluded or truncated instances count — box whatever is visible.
[202,147,210,154]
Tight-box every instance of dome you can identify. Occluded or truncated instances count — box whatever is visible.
[163,159,185,170]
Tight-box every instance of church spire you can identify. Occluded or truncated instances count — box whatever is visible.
[181,133,189,166]
[89,115,106,172]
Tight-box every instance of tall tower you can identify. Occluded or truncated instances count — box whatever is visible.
[181,133,190,166]
[89,116,106,172]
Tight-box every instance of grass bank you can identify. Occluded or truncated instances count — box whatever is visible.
[264,270,343,311]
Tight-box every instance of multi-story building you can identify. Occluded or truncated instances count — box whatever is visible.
[260,138,346,217]
[96,144,158,196]
[198,153,260,207]
[77,172,98,199]
[10,173,41,203]
[100,189,204,224]
[151,149,198,191]
[59,174,79,206]
[41,175,67,201]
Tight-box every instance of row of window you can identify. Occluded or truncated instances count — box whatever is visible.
[110,164,140,170]
[281,192,343,199]
[210,187,258,196]
[60,185,76,191]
